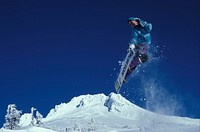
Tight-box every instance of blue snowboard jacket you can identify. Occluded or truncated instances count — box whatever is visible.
[130,18,152,45]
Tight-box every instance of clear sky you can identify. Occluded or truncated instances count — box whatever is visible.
[0,0,199,125]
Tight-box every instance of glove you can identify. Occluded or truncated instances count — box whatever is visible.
[129,44,135,51]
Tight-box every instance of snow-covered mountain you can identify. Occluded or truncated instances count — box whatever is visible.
[1,93,200,132]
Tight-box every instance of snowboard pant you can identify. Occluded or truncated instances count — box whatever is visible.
[125,44,148,79]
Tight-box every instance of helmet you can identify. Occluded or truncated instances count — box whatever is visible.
[128,17,140,24]
[128,17,135,21]
[128,17,135,24]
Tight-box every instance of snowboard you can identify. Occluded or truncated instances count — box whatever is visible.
[115,48,135,93]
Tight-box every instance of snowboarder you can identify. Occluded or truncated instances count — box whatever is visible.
[124,17,152,82]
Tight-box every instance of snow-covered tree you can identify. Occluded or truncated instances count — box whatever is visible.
[30,107,36,126]
[36,111,43,126]
[3,104,22,130]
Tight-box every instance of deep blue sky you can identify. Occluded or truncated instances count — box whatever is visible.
[0,0,199,125]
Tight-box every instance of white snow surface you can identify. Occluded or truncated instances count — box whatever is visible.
[1,93,200,132]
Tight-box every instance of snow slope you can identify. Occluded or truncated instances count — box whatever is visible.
[1,93,200,132]
[1,126,56,132]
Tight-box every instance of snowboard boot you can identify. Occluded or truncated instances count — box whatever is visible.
[123,66,137,83]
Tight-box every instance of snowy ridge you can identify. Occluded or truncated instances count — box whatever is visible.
[1,93,200,132]
[45,93,145,121]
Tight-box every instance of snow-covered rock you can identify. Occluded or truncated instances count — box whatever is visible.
[19,113,33,127]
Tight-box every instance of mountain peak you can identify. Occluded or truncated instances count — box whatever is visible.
[46,92,138,117]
